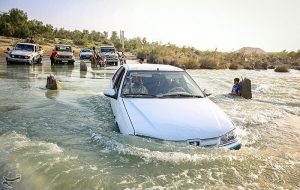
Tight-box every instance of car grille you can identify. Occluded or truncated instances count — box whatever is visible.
[58,55,71,59]
[187,137,219,147]
[12,55,26,59]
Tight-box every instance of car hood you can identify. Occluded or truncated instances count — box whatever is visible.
[57,51,73,56]
[103,52,116,56]
[80,52,92,56]
[11,50,33,56]
[122,98,235,141]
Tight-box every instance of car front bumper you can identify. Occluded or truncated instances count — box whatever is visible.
[7,57,32,64]
[219,140,241,150]
[56,58,75,62]
[105,57,118,63]
[80,55,92,59]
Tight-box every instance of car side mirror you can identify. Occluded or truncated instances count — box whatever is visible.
[203,89,212,97]
[103,88,117,99]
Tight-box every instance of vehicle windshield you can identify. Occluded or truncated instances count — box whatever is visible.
[100,48,115,53]
[121,71,204,98]
[55,46,72,52]
[15,44,34,52]
[81,49,91,52]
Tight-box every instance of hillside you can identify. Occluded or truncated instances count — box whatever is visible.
[236,47,266,55]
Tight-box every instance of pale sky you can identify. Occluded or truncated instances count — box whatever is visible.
[1,0,300,52]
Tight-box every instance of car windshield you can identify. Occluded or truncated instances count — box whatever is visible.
[101,48,115,53]
[121,71,204,98]
[56,46,72,52]
[15,44,34,52]
[81,49,91,52]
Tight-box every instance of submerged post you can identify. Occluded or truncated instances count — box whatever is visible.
[80,60,87,71]
[46,75,61,90]
[240,78,252,99]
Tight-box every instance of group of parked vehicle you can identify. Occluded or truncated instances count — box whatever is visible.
[5,42,126,66]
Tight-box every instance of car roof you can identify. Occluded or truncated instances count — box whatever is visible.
[123,64,184,72]
[16,43,35,46]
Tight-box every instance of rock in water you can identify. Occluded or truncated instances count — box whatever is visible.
[46,75,61,90]
[239,78,252,99]
[80,61,87,71]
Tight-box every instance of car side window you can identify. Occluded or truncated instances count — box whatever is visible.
[112,66,124,83]
[114,68,125,93]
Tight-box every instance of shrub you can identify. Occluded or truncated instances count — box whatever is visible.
[182,58,199,69]
[73,38,88,46]
[229,63,239,70]
[254,60,268,70]
[136,51,146,59]
[243,63,254,70]
[218,62,229,69]
[267,65,275,69]
[199,57,218,69]
[274,65,290,72]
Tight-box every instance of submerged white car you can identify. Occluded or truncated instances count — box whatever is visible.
[104,64,241,150]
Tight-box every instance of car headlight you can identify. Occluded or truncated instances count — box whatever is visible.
[25,56,30,59]
[11,55,15,58]
[220,129,237,145]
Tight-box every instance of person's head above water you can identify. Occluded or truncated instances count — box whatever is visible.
[234,78,240,84]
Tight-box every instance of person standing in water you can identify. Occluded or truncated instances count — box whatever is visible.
[230,78,241,96]
[50,49,58,66]
[5,48,11,64]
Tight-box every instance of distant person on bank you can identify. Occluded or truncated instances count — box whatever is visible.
[28,37,35,44]
[5,47,11,63]
[139,58,144,64]
[230,78,241,96]
[120,51,126,64]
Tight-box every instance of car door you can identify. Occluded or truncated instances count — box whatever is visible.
[110,66,125,117]
[110,67,135,135]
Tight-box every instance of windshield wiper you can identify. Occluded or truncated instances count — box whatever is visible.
[158,93,203,98]
[123,94,157,98]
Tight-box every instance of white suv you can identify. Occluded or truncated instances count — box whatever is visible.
[99,46,118,65]
[7,43,43,64]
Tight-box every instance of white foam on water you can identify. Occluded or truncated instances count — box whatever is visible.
[0,131,63,155]
[90,132,244,164]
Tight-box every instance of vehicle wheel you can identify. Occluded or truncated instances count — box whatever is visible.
[68,61,75,65]
[37,57,42,64]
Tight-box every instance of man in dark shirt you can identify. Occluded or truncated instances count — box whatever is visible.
[29,37,35,44]
[230,78,241,96]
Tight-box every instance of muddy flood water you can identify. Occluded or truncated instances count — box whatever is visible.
[0,59,299,190]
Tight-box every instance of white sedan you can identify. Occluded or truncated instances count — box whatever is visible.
[104,64,241,150]
[79,48,93,60]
